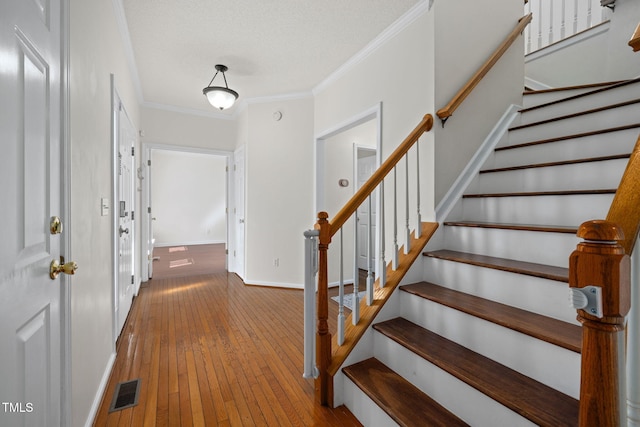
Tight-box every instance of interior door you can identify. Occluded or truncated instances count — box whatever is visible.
[233,147,245,279]
[356,149,377,271]
[115,103,135,337]
[0,0,65,425]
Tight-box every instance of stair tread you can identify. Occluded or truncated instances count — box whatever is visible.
[373,318,579,427]
[423,249,569,282]
[520,78,640,112]
[400,282,581,352]
[443,221,578,234]
[462,188,616,198]
[522,80,627,96]
[509,98,640,131]
[342,357,469,427]
[480,153,630,174]
[495,122,640,152]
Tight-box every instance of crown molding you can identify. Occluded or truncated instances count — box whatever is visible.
[312,0,431,96]
[142,101,235,120]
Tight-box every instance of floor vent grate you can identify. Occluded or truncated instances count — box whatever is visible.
[108,378,141,412]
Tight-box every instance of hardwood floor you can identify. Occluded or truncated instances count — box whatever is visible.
[93,245,362,426]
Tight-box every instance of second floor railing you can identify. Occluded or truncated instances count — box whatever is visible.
[525,0,609,54]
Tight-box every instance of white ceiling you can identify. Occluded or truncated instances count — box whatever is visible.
[120,0,424,117]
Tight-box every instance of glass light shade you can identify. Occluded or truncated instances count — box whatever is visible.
[203,86,238,110]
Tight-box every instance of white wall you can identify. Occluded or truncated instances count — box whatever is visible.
[525,0,640,87]
[69,0,140,425]
[244,96,315,287]
[141,107,236,151]
[151,150,227,246]
[433,0,525,203]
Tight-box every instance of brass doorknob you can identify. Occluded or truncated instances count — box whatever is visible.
[50,258,78,280]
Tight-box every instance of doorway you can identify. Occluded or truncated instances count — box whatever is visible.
[112,80,137,340]
[140,145,232,282]
[314,103,382,287]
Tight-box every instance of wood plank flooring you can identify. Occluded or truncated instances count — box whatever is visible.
[93,245,361,426]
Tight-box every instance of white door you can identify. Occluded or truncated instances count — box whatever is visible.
[356,149,377,270]
[233,147,245,279]
[0,0,65,425]
[115,102,135,337]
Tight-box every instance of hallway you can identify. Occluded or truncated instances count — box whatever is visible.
[93,245,360,426]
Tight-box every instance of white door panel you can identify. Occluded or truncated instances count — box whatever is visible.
[0,0,64,425]
[356,151,376,270]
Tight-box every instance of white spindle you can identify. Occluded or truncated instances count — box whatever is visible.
[366,195,374,305]
[302,229,319,379]
[586,0,592,27]
[538,0,544,50]
[560,0,566,40]
[352,212,360,325]
[405,155,411,254]
[337,228,345,346]
[628,245,640,426]
[392,167,399,270]
[526,0,533,53]
[379,180,387,287]
[549,0,554,45]
[415,140,422,239]
[573,0,578,34]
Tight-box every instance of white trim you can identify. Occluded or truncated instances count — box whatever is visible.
[436,104,520,222]
[143,141,233,157]
[142,101,234,120]
[313,0,431,96]
[525,20,610,63]
[524,76,553,91]
[154,240,226,248]
[110,75,119,346]
[243,278,303,290]
[84,352,117,427]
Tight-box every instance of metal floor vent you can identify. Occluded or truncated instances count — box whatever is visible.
[109,378,141,412]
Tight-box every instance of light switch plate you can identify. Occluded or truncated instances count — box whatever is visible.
[101,197,110,216]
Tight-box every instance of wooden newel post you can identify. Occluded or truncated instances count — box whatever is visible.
[315,211,332,405]
[569,220,631,427]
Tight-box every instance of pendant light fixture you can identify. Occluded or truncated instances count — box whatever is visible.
[202,64,239,110]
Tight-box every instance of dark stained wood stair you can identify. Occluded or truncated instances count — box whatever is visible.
[342,358,469,427]
[423,249,569,282]
[372,318,579,427]
[443,220,578,234]
[400,282,581,352]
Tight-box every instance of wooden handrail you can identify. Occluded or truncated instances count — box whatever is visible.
[630,22,640,52]
[329,113,434,236]
[606,134,640,254]
[436,14,532,124]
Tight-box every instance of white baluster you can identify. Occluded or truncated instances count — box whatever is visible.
[405,155,411,255]
[573,0,578,35]
[415,140,422,239]
[352,212,360,325]
[379,180,387,288]
[560,0,566,40]
[392,167,399,270]
[366,194,374,305]
[302,229,319,379]
[586,0,592,28]
[538,0,544,50]
[548,0,554,45]
[526,0,533,53]
[337,228,345,346]
[628,245,640,426]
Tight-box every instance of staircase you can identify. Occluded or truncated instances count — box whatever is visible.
[340,78,640,426]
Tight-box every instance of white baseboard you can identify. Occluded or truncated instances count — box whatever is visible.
[84,352,116,427]
[243,278,304,290]
[154,240,226,248]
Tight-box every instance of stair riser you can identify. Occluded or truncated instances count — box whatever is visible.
[460,193,613,226]
[468,158,628,194]
[422,257,576,324]
[519,85,640,125]
[399,292,580,398]
[507,103,640,145]
[442,226,578,268]
[489,128,639,169]
[374,334,538,427]
[521,87,616,109]
[342,379,399,427]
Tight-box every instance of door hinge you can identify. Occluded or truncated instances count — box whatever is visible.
[147,207,151,214]
[226,166,229,172]
[131,275,134,285]
[147,159,151,166]
[131,211,135,221]
[225,249,228,255]
[131,146,135,156]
